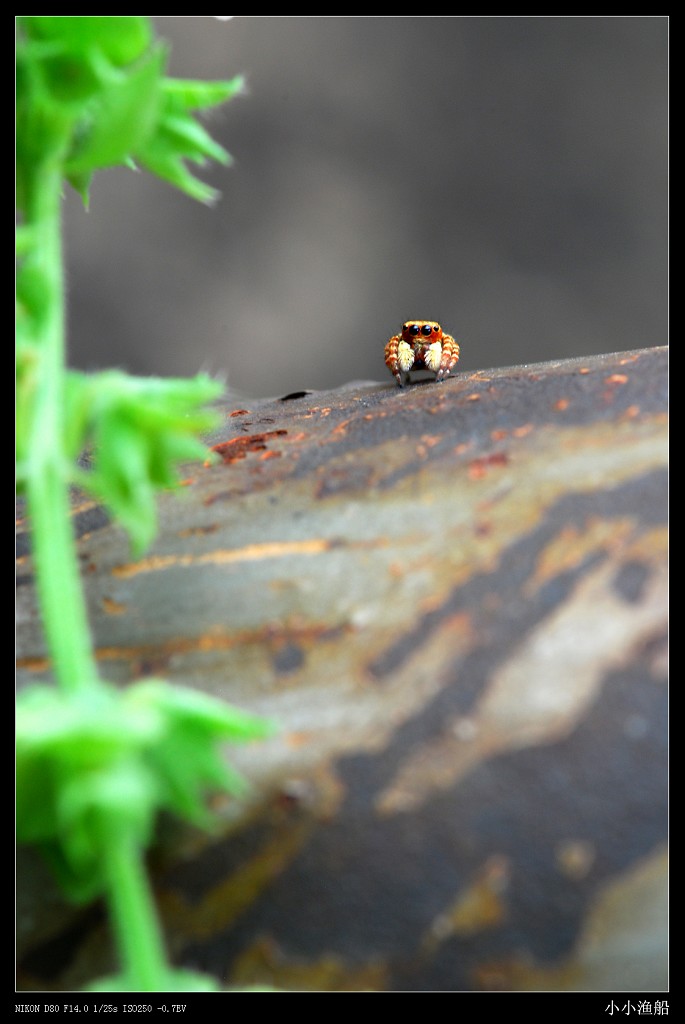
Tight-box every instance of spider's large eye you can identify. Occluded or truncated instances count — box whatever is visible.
[408,324,421,336]
[421,324,433,337]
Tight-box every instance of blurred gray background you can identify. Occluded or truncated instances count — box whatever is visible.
[63,16,668,399]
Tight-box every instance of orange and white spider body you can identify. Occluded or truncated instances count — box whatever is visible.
[385,320,460,387]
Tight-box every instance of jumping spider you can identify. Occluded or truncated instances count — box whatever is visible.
[385,320,460,387]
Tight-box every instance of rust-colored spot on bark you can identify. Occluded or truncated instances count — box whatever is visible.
[513,424,534,437]
[177,524,219,538]
[491,429,508,442]
[285,731,315,748]
[102,596,126,615]
[554,398,570,411]
[229,409,251,417]
[468,452,509,480]
[466,393,481,402]
[303,407,332,419]
[601,373,630,404]
[209,430,288,465]
[622,405,641,420]
[112,538,333,579]
[16,654,51,671]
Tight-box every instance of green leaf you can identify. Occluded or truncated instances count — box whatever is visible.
[136,146,223,205]
[135,74,243,204]
[17,681,274,900]
[22,17,152,69]
[66,370,222,554]
[65,46,166,176]
[16,683,161,899]
[162,74,246,111]
[156,112,230,167]
[17,18,243,206]
[129,681,275,825]
[64,168,93,207]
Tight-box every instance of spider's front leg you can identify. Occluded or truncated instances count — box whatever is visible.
[385,335,415,387]
[436,334,460,381]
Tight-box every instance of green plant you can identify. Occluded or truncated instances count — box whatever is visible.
[16,17,273,992]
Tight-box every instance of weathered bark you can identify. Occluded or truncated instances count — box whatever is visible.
[17,347,668,992]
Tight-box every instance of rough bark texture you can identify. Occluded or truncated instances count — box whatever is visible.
[16,347,668,992]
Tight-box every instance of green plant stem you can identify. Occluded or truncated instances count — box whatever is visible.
[24,148,99,695]
[101,826,168,990]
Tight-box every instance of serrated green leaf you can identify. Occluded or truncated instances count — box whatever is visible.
[130,680,275,742]
[156,112,230,166]
[65,168,93,206]
[136,146,222,204]
[67,371,222,554]
[162,74,246,110]
[126,681,275,824]
[65,46,165,176]
[17,680,274,900]
[133,72,242,202]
